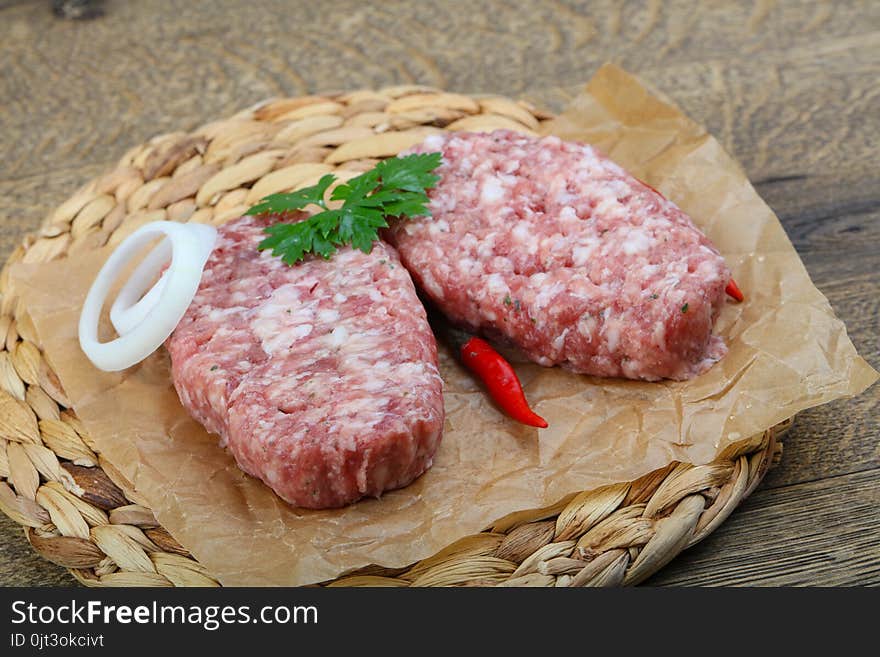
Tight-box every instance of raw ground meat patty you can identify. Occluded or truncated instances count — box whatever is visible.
[166,214,445,509]
[388,130,731,381]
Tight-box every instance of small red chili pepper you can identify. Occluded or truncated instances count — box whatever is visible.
[725,279,744,302]
[423,299,547,428]
[459,336,548,428]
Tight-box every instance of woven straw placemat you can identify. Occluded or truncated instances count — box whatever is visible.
[0,87,787,587]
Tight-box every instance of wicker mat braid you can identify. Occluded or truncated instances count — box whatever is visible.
[0,88,787,587]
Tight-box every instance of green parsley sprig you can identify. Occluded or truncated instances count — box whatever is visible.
[246,152,442,264]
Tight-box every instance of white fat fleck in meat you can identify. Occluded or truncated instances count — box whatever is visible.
[559,206,577,221]
[480,176,505,204]
[476,233,497,259]
[419,270,444,299]
[287,321,313,341]
[600,198,626,221]
[572,245,593,266]
[318,308,340,324]
[500,158,520,175]
[428,219,450,236]
[457,257,478,274]
[622,229,654,255]
[551,328,569,354]
[329,325,349,348]
[547,235,569,256]
[696,260,721,281]
[486,273,508,295]
[207,306,248,322]
[603,318,621,353]
[534,282,562,310]
[576,314,597,342]
[511,222,531,243]
[652,320,667,348]
[251,285,316,354]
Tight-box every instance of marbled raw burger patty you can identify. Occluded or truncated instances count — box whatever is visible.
[388,130,731,381]
[166,215,444,509]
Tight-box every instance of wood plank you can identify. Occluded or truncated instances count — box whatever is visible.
[648,468,880,586]
[639,33,880,182]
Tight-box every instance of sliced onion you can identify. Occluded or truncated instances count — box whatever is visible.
[109,227,215,335]
[78,221,217,372]
[108,237,172,336]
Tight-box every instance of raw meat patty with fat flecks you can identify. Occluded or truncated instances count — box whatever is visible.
[387,130,731,381]
[166,214,445,509]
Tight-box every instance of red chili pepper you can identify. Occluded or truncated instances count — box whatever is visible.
[422,298,547,428]
[459,336,548,428]
[725,279,744,302]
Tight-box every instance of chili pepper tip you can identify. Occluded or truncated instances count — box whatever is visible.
[725,279,744,303]
[527,414,549,429]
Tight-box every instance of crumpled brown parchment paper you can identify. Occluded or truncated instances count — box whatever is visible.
[10,65,877,586]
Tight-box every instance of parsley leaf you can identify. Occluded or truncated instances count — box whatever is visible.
[247,153,442,264]
[247,174,336,216]
[375,152,441,192]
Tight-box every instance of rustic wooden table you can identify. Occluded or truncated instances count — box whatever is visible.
[0,0,877,586]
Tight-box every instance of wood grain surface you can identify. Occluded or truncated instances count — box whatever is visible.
[0,0,877,586]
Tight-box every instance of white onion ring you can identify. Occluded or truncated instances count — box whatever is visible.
[78,221,217,372]
[109,229,215,335]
